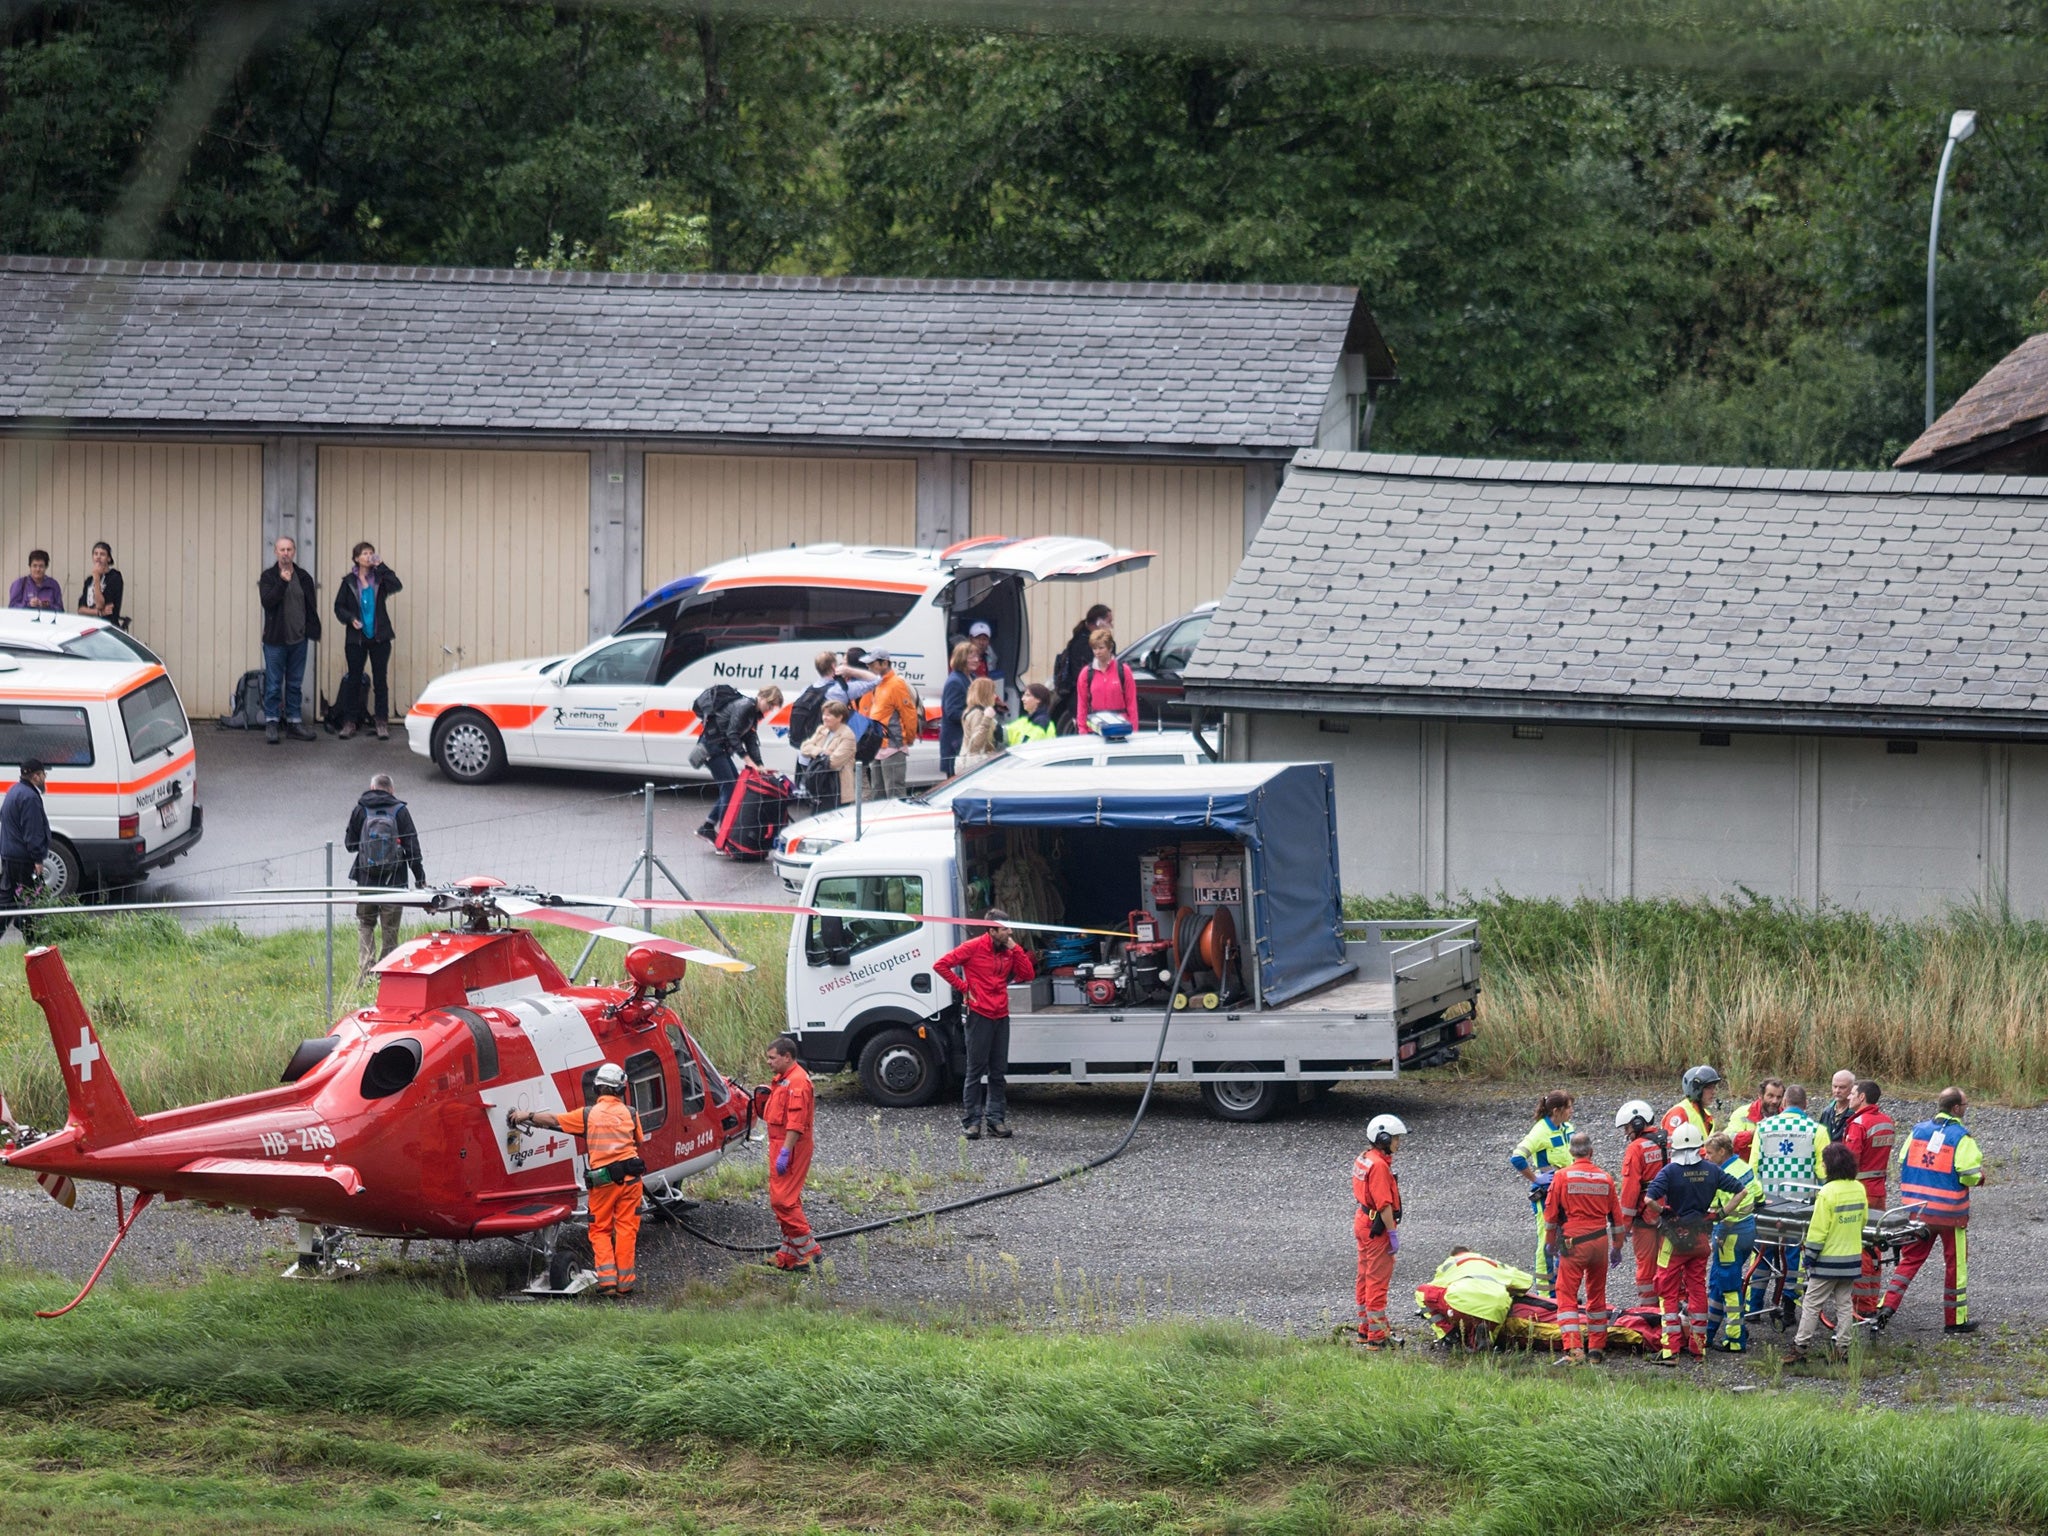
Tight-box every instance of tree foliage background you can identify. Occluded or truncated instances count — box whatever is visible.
[3,0,2044,467]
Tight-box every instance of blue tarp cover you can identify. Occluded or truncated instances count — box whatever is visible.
[951,761,1352,1006]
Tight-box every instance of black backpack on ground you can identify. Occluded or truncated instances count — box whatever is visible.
[218,669,266,729]
[692,683,744,748]
[786,682,829,751]
[321,673,366,733]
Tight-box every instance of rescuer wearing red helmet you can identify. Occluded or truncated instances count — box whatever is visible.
[1542,1130,1625,1363]
[1614,1100,1667,1308]
[1351,1113,1407,1350]
[510,1060,646,1295]
[763,1034,822,1271]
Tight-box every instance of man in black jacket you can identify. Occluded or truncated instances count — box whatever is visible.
[0,758,50,940]
[345,772,426,978]
[258,536,322,745]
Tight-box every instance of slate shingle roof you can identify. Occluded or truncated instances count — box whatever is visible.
[1897,331,2048,472]
[0,256,1384,452]
[1185,451,2048,732]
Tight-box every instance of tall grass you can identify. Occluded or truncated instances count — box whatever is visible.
[1355,892,2048,1096]
[0,910,791,1124]
[1,1277,2045,1536]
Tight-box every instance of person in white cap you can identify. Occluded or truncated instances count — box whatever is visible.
[966,620,1005,685]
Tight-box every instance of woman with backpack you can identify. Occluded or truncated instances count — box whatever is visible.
[1053,604,1113,731]
[1073,628,1138,735]
[696,685,784,840]
[957,677,1003,773]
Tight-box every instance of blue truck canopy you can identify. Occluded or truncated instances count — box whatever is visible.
[950,761,1352,1006]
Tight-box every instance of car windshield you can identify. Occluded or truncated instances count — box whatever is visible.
[62,626,160,664]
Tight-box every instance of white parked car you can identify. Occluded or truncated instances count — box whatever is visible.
[769,730,1209,893]
[0,609,162,667]
[407,535,1150,786]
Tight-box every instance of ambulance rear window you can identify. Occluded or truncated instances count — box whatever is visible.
[119,676,188,759]
[0,704,93,768]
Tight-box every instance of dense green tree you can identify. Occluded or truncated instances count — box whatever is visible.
[2,3,2044,466]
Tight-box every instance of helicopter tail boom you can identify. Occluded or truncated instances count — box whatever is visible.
[25,946,141,1149]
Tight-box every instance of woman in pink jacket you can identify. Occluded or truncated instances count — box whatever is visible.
[1073,628,1138,734]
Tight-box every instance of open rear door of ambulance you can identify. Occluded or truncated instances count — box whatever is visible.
[940,536,1156,583]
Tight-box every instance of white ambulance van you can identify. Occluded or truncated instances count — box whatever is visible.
[408,536,1151,786]
[0,652,203,897]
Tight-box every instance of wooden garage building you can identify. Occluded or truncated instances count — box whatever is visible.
[0,256,1392,715]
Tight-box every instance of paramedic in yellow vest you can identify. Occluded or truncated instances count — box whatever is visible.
[510,1061,645,1295]
[1881,1086,1985,1334]
[1003,683,1057,746]
[1508,1089,1574,1296]
[1416,1248,1533,1351]
[1783,1141,1868,1364]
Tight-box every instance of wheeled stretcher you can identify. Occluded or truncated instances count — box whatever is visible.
[1743,1197,1932,1331]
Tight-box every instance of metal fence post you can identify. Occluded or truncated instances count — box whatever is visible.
[324,840,335,1018]
[643,781,655,903]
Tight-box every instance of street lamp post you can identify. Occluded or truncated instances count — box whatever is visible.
[1926,109,1978,430]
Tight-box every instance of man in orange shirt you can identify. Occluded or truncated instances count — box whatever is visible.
[763,1034,821,1270]
[1351,1113,1407,1350]
[509,1061,645,1295]
[1544,1131,1626,1362]
[858,650,920,801]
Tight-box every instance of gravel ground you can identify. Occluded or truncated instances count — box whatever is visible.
[10,1074,2045,1404]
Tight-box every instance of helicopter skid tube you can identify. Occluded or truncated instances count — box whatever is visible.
[38,1188,155,1318]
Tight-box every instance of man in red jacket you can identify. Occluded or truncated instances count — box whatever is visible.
[1544,1132,1626,1362]
[1841,1079,1896,1318]
[934,909,1036,1140]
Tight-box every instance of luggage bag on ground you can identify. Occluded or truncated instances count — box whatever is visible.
[715,766,793,860]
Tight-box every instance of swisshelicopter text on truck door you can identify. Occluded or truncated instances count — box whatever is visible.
[407,535,1152,787]
[0,878,761,1311]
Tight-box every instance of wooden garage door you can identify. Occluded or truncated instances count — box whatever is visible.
[317,447,589,714]
[971,461,1244,680]
[642,454,916,592]
[0,439,262,713]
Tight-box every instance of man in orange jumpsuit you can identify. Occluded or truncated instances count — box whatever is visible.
[1351,1113,1407,1349]
[1615,1099,1667,1308]
[1543,1131,1626,1362]
[510,1061,645,1295]
[764,1034,821,1270]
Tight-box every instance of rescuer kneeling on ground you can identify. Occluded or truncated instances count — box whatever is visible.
[509,1061,646,1295]
[763,1034,821,1271]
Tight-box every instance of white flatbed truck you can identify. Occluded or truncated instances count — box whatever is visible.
[784,761,1481,1120]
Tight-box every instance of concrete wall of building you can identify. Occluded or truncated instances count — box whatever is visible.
[1242,709,2033,918]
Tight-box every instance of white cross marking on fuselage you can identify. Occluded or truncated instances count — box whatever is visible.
[68,1027,100,1082]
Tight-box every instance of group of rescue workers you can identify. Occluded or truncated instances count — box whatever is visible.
[1351,1066,1986,1365]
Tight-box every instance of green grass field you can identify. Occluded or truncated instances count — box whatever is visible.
[0,1275,2044,1535]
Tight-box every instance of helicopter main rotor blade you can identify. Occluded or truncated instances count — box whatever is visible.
[0,893,441,922]
[492,897,753,974]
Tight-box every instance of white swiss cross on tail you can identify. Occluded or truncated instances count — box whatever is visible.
[68,1027,101,1082]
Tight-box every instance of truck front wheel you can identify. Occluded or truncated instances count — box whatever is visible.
[1200,1073,1292,1122]
[857,1027,943,1109]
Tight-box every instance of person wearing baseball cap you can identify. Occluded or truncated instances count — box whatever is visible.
[1,758,51,939]
[966,620,1005,684]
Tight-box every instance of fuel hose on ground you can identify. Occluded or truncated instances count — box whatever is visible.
[667,940,1200,1255]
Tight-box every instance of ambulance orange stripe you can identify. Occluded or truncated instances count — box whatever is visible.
[700,575,926,595]
[0,663,165,704]
[0,747,194,796]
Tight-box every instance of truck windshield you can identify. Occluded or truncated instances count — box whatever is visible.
[806,875,923,961]
[119,675,189,759]
[656,585,919,679]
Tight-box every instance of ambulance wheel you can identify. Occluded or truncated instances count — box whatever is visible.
[433,710,506,785]
[1200,1072,1291,1122]
[39,838,80,901]
[858,1027,942,1109]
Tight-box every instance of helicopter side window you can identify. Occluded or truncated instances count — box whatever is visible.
[624,1049,667,1133]
[665,1025,707,1114]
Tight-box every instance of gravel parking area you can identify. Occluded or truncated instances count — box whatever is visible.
[11,1073,2044,1403]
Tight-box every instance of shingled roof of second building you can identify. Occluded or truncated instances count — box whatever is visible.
[1185,451,2048,733]
[0,255,1386,453]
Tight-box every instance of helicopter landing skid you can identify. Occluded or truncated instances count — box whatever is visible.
[281,1222,362,1280]
[509,1221,600,1300]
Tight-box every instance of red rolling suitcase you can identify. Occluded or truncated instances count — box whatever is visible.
[715,766,793,860]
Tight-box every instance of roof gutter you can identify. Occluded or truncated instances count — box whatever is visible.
[1182,682,2048,742]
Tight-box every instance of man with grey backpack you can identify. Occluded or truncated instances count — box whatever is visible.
[344,772,426,979]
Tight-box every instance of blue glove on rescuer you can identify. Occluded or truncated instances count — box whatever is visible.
[775,1147,792,1175]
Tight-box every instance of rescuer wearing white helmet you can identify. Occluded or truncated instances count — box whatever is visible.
[509,1060,647,1295]
[1641,1118,1750,1364]
[1614,1099,1668,1306]
[1350,1113,1409,1350]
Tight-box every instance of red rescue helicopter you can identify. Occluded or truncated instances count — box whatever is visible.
[0,877,759,1313]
